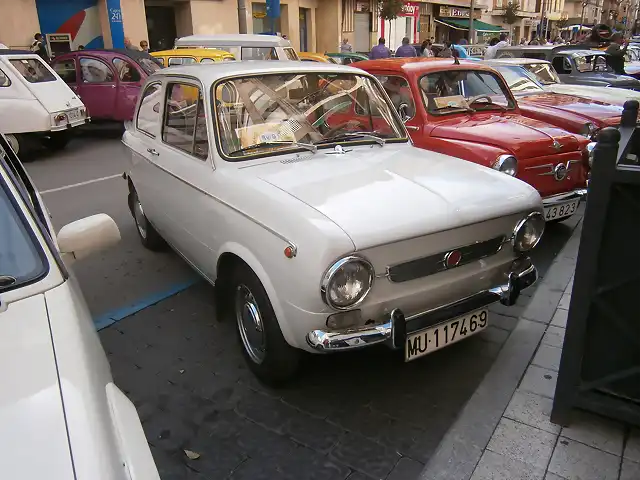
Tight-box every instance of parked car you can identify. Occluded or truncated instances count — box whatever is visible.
[0,50,89,155]
[325,52,369,64]
[51,49,163,122]
[484,60,626,139]
[354,58,590,223]
[152,47,235,66]
[298,52,337,63]
[174,34,299,61]
[0,133,160,479]
[494,45,640,90]
[123,61,544,384]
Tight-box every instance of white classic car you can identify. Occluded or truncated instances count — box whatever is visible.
[0,134,159,479]
[122,62,545,384]
[174,33,299,61]
[0,51,89,155]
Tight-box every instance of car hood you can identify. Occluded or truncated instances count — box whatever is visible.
[542,83,639,106]
[518,92,623,126]
[589,73,640,87]
[430,113,580,158]
[247,144,541,249]
[0,294,75,478]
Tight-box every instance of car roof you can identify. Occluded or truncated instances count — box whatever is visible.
[152,48,232,57]
[175,34,292,48]
[353,57,495,73]
[149,60,368,82]
[485,58,551,65]
[0,50,36,56]
[556,49,607,56]
[56,48,158,61]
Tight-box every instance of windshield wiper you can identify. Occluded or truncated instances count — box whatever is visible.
[315,132,386,147]
[228,141,317,157]
[433,105,475,113]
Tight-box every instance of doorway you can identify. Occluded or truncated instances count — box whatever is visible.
[146,6,177,51]
[354,12,370,53]
[299,8,309,52]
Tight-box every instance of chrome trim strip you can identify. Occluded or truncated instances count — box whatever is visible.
[542,188,587,206]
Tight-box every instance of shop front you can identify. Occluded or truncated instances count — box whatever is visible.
[380,1,421,50]
[434,5,505,43]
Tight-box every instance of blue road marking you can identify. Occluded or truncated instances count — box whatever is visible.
[94,279,200,330]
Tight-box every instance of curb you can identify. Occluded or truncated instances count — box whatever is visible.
[418,218,584,480]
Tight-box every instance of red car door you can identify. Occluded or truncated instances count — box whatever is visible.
[112,57,144,121]
[76,55,118,120]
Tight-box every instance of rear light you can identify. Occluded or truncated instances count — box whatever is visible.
[54,113,67,124]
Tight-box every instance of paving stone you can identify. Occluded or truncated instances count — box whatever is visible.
[281,409,343,452]
[329,432,401,479]
[277,445,352,480]
[541,326,565,349]
[522,286,564,325]
[486,418,556,470]
[625,429,640,463]
[227,458,280,480]
[557,293,571,310]
[621,458,640,480]
[489,300,528,319]
[532,344,562,372]
[487,312,520,332]
[550,309,568,328]
[478,325,510,344]
[470,450,545,480]
[543,473,566,480]
[548,437,620,480]
[144,412,198,452]
[519,365,558,399]
[345,473,374,480]
[560,411,624,456]
[504,390,561,435]
[182,437,247,478]
[235,391,299,432]
[234,420,298,461]
[387,457,424,480]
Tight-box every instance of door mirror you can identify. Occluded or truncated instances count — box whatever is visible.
[398,103,411,123]
[57,214,120,261]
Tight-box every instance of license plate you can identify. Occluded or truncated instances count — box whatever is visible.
[405,309,488,361]
[544,199,579,221]
[67,109,81,122]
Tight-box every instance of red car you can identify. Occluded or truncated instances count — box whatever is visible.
[353,58,591,222]
[51,49,162,122]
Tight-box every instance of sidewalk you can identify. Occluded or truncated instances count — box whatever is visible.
[419,220,640,480]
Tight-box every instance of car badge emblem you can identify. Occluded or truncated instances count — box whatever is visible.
[553,163,569,181]
[443,250,463,269]
[552,140,562,151]
[328,145,352,155]
[65,101,71,107]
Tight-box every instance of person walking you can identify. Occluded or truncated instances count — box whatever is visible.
[606,33,629,75]
[395,37,416,57]
[421,40,434,57]
[484,38,499,59]
[124,37,138,50]
[437,41,453,58]
[139,40,149,52]
[369,37,390,59]
[340,38,353,53]
[31,33,50,62]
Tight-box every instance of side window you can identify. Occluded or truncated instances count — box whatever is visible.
[162,82,209,159]
[552,56,571,74]
[157,57,165,66]
[79,57,114,83]
[113,58,141,82]
[200,58,215,64]
[53,59,76,83]
[136,83,162,136]
[0,67,10,87]
[371,75,415,119]
[168,57,183,66]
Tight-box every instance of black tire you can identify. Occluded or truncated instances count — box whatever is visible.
[131,190,166,250]
[43,131,71,151]
[229,263,300,386]
[5,133,32,158]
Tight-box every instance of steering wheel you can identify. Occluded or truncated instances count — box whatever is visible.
[467,94,493,106]
[324,120,366,137]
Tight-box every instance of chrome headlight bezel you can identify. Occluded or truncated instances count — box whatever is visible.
[586,141,597,167]
[492,154,518,176]
[320,256,374,310]
[512,212,545,253]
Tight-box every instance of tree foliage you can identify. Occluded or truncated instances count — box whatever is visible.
[504,1,520,25]
[378,0,405,20]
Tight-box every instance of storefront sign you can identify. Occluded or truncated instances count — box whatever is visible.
[402,3,420,16]
[439,6,469,18]
[106,0,124,48]
[253,11,267,18]
[355,0,370,12]
[524,18,540,26]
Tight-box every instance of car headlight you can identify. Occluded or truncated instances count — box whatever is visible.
[580,122,597,138]
[321,256,374,310]
[512,212,545,253]
[492,155,518,176]
[586,141,597,167]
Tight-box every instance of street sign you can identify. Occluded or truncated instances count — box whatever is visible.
[266,0,280,18]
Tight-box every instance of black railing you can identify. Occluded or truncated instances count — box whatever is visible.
[552,100,640,427]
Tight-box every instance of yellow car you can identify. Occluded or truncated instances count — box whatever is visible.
[152,48,235,66]
[298,52,337,63]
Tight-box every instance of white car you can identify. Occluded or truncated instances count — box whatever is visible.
[0,51,89,155]
[174,33,299,61]
[0,134,160,479]
[122,62,544,385]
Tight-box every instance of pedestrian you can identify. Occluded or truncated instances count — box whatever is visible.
[124,37,138,50]
[77,45,85,50]
[484,38,499,59]
[496,33,509,49]
[529,34,540,45]
[340,37,353,53]
[605,32,629,75]
[31,33,50,62]
[458,37,468,45]
[395,37,416,57]
[421,39,433,57]
[139,40,149,52]
[369,37,390,59]
[520,38,527,45]
[437,41,453,58]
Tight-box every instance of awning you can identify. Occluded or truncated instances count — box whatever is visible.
[435,18,507,33]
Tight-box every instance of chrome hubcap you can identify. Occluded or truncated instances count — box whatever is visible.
[134,198,147,239]
[235,284,266,364]
[6,135,19,154]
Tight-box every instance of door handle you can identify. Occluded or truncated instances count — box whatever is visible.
[111,84,116,88]
[406,125,419,131]
[147,148,159,156]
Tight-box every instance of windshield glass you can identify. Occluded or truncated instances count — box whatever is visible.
[241,47,278,60]
[0,158,47,291]
[574,54,611,73]
[138,57,163,75]
[522,62,561,85]
[9,58,55,83]
[213,72,405,160]
[495,65,543,93]
[419,69,515,115]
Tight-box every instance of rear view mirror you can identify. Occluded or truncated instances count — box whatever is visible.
[58,213,120,262]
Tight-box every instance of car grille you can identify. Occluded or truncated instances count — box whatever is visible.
[387,235,507,283]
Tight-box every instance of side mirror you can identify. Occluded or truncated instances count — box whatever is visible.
[57,214,120,261]
[398,103,411,123]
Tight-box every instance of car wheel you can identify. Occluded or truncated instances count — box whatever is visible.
[5,134,30,157]
[132,191,165,250]
[230,263,300,386]
[42,131,71,151]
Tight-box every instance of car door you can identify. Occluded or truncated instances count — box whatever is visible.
[112,57,143,121]
[51,57,79,97]
[76,56,117,119]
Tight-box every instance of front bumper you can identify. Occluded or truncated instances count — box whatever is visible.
[306,256,537,352]
[542,188,587,207]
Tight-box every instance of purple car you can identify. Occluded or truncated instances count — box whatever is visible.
[51,49,162,122]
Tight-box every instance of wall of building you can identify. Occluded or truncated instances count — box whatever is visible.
[191,0,239,35]
[317,0,341,53]
[0,0,42,49]
[121,0,148,45]
[175,1,194,37]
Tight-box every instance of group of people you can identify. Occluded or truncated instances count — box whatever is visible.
[350,36,454,60]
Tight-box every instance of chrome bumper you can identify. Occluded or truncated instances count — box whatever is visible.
[306,257,538,352]
[542,188,587,207]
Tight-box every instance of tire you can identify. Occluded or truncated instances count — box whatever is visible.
[5,133,29,157]
[229,263,300,386]
[132,190,166,250]
[43,131,71,151]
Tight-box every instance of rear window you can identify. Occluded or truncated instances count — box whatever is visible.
[138,58,163,75]
[9,58,55,83]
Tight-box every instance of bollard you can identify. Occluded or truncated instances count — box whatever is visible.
[621,100,639,128]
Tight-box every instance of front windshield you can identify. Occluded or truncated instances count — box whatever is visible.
[139,57,163,75]
[574,54,611,73]
[522,62,561,85]
[242,47,278,60]
[213,72,405,160]
[495,65,544,93]
[419,69,516,115]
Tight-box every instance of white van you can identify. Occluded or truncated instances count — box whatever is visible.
[174,34,299,61]
[0,51,88,155]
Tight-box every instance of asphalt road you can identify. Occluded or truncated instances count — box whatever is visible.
[26,130,583,480]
